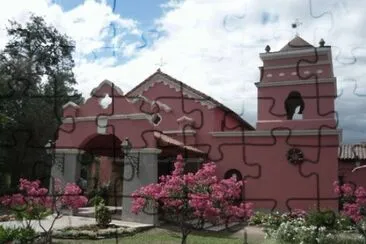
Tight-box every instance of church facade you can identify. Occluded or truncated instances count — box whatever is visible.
[52,36,362,225]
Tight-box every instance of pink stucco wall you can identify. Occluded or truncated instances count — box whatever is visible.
[56,40,341,213]
[339,161,366,188]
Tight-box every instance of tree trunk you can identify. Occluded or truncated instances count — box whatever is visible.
[38,232,52,244]
[181,233,188,244]
[180,226,190,244]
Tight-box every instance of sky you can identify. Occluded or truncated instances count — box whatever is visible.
[0,0,364,143]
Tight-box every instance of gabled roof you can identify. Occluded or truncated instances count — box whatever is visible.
[126,69,255,130]
[279,35,314,52]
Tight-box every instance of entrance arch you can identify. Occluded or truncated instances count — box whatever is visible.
[79,134,124,206]
[79,134,123,158]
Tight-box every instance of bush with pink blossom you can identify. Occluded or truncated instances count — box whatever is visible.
[0,178,88,243]
[131,154,254,244]
[334,181,366,240]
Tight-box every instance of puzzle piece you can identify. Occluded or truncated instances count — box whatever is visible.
[2,1,364,243]
[136,29,163,50]
[223,12,246,32]
[128,69,281,220]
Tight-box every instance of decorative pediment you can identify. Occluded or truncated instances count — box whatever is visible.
[279,36,314,52]
[90,79,124,97]
[127,71,217,109]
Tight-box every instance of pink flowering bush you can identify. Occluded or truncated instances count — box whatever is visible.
[334,181,366,239]
[0,178,88,243]
[131,154,254,244]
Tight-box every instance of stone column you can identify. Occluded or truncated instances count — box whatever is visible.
[49,149,83,193]
[121,148,161,225]
[63,152,82,184]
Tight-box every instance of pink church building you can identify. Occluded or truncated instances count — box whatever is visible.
[52,36,361,225]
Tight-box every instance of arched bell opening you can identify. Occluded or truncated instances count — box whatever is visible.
[284,91,305,120]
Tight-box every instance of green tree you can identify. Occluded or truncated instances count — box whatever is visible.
[0,14,84,189]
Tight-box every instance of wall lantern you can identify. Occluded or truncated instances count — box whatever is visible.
[121,137,140,177]
[45,140,57,198]
[45,140,55,155]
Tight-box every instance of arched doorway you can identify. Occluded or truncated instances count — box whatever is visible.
[79,134,123,206]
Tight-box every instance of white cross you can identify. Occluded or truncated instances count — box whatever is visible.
[155,57,167,70]
[292,18,302,36]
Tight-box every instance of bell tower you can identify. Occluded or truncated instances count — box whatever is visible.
[255,36,337,131]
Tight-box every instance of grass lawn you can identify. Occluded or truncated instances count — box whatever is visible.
[53,227,366,244]
[53,227,268,244]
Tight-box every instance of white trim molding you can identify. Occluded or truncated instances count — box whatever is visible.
[259,47,330,60]
[129,148,162,154]
[158,157,204,164]
[259,61,330,70]
[163,129,196,136]
[177,115,194,123]
[154,101,172,113]
[62,113,151,124]
[255,78,336,88]
[62,101,80,110]
[210,129,342,137]
[54,148,85,154]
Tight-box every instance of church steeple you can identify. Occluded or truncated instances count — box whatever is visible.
[255,37,337,131]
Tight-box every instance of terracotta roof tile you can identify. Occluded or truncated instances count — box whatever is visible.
[153,131,205,155]
[339,144,366,160]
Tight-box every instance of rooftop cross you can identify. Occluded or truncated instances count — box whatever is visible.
[291,18,302,36]
[155,57,167,71]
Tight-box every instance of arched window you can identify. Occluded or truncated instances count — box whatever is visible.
[284,91,305,120]
[224,169,243,181]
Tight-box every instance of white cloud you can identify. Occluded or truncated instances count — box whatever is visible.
[0,0,364,142]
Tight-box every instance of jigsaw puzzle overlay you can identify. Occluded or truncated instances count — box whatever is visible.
[0,1,364,244]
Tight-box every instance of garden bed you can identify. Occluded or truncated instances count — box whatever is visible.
[53,224,149,240]
[0,214,16,222]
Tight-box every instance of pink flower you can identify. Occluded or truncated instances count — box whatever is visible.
[131,154,254,226]
[0,178,88,216]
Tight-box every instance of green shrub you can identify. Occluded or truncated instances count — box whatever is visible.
[89,195,104,207]
[0,225,16,243]
[262,211,284,229]
[15,227,37,243]
[0,225,36,243]
[265,217,338,244]
[336,214,355,231]
[249,211,267,225]
[96,203,112,227]
[306,209,337,230]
